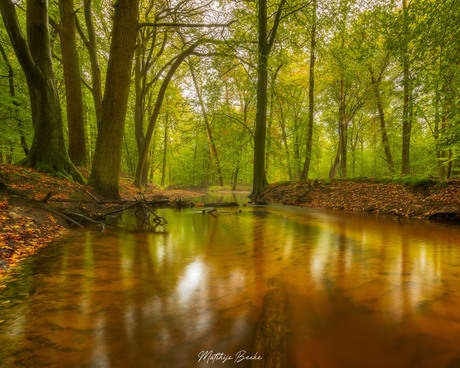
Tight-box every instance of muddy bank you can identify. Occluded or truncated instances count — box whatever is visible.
[259,178,460,220]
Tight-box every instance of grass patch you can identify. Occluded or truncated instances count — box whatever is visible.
[376,176,438,190]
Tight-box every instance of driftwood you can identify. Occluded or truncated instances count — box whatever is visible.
[203,202,239,207]
[251,278,288,368]
[45,199,168,230]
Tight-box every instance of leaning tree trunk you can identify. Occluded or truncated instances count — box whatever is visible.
[134,42,201,188]
[59,0,86,167]
[0,0,83,182]
[90,0,139,198]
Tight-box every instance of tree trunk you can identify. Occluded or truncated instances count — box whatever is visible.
[90,0,139,198]
[0,0,83,182]
[232,163,239,191]
[134,42,200,187]
[161,115,168,187]
[189,65,224,187]
[278,99,293,180]
[401,0,411,175]
[83,0,103,121]
[134,49,149,185]
[370,71,394,174]
[0,43,29,156]
[300,0,316,180]
[251,0,277,200]
[339,79,347,178]
[59,0,86,166]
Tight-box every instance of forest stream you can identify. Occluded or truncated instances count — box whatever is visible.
[1,193,460,368]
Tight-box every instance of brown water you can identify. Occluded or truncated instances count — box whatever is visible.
[1,199,460,368]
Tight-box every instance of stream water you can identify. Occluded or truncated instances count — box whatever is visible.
[1,193,460,368]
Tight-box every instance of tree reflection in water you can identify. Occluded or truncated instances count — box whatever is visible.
[1,203,460,368]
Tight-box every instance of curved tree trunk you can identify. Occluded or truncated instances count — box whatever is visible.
[0,0,83,182]
[59,0,87,167]
[90,0,139,198]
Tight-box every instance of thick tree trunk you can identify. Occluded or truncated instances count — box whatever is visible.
[90,0,139,198]
[401,0,411,175]
[300,0,316,180]
[0,0,83,182]
[251,0,269,200]
[189,65,224,187]
[59,0,86,166]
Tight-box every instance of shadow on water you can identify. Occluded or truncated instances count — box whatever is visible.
[1,201,460,368]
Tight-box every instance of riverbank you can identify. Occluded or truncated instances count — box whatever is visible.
[259,178,460,220]
[0,164,201,277]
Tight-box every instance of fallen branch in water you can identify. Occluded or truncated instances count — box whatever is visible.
[251,278,288,368]
[203,202,239,207]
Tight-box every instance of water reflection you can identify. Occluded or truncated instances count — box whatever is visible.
[1,205,460,367]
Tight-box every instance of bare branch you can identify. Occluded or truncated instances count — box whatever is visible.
[138,20,235,29]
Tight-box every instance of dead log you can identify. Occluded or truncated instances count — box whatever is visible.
[203,202,239,207]
[251,278,288,368]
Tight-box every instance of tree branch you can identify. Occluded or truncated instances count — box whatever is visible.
[138,20,235,29]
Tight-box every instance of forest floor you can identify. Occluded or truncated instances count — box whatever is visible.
[259,178,460,220]
[0,164,202,278]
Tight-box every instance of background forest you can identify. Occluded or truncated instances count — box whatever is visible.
[0,0,458,199]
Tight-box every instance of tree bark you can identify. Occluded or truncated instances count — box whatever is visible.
[250,0,285,200]
[0,0,83,182]
[251,0,269,200]
[90,0,139,198]
[300,0,316,180]
[59,0,86,166]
